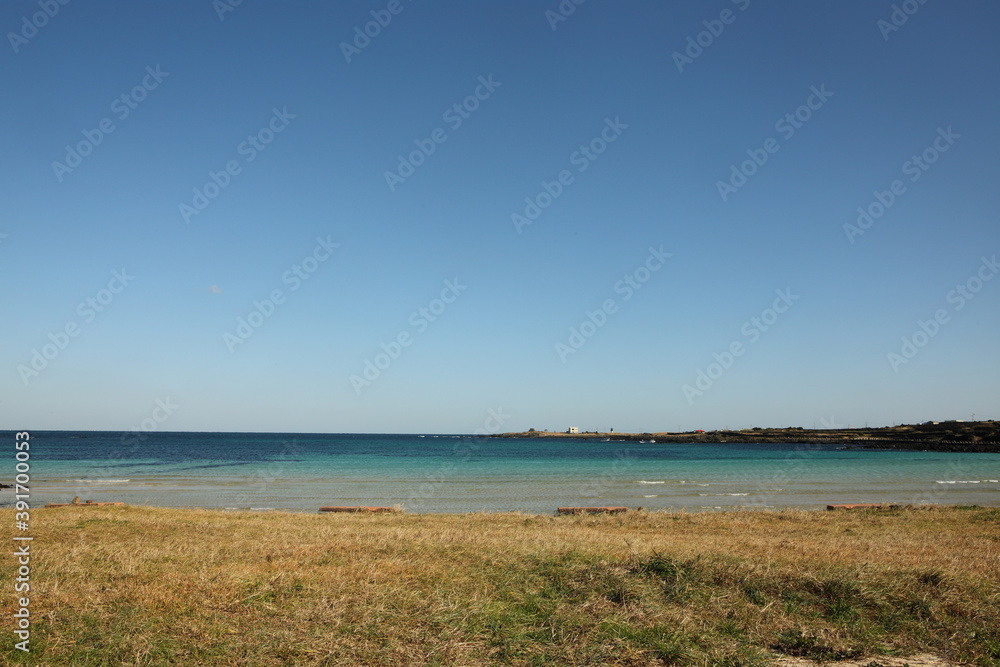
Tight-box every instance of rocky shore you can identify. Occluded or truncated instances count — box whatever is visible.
[490,421,1000,453]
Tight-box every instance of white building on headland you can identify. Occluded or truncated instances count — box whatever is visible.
[568,427,579,434]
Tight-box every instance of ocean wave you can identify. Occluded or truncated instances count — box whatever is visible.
[71,479,130,484]
[637,480,665,484]
[698,493,749,497]
[934,480,996,484]
[643,494,658,498]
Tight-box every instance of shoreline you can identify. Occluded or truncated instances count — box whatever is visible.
[32,500,1000,516]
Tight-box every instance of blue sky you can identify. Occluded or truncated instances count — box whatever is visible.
[2,0,998,434]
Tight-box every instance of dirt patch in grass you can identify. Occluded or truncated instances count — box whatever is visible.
[775,654,967,666]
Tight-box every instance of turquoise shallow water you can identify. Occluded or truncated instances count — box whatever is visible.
[5,431,999,513]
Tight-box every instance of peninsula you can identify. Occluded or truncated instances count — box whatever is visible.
[492,420,1000,453]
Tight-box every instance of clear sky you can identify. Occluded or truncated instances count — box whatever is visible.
[2,1,998,434]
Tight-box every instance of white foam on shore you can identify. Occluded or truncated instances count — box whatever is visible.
[72,479,130,484]
[935,480,996,484]
[637,480,665,484]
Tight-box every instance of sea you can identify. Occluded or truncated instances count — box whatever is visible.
[5,431,999,514]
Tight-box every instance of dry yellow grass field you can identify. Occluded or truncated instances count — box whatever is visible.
[2,505,998,666]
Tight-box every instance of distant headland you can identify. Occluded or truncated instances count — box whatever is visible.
[491,420,1000,453]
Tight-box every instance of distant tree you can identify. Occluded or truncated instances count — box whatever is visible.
[528,428,536,432]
